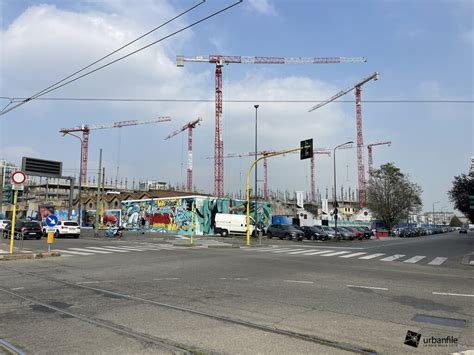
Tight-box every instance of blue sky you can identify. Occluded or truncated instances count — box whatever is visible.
[0,0,472,212]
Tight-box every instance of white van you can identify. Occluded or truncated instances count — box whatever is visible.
[214,213,256,237]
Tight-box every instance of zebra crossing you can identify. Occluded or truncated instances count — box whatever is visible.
[241,247,448,266]
[54,243,177,257]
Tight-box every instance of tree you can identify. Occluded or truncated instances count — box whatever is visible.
[449,215,463,227]
[448,173,474,223]
[366,163,422,231]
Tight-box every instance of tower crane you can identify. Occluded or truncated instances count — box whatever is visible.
[367,141,391,181]
[177,54,367,197]
[164,118,202,192]
[60,117,171,184]
[209,148,330,200]
[309,72,379,207]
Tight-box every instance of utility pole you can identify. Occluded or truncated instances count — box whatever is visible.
[254,104,259,238]
[94,149,102,237]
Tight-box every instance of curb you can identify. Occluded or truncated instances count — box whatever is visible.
[206,244,234,249]
[0,251,61,261]
[172,243,202,247]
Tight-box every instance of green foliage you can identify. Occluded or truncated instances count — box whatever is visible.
[448,173,474,223]
[367,163,422,230]
[449,215,462,227]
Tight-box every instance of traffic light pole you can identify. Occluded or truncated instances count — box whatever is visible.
[246,145,310,246]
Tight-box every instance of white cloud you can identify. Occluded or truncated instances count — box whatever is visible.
[246,0,277,16]
[0,1,355,196]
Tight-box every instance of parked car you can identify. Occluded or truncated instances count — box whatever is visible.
[335,227,356,240]
[300,226,329,240]
[346,227,364,240]
[355,226,373,239]
[2,220,42,240]
[266,224,304,241]
[459,226,468,234]
[321,226,336,239]
[51,221,81,238]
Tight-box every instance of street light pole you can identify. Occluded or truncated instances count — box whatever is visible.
[432,201,440,227]
[333,141,354,239]
[441,206,447,225]
[62,132,83,225]
[254,104,259,238]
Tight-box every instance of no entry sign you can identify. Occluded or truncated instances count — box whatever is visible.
[11,170,26,185]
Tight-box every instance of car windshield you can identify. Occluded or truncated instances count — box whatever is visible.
[25,222,40,228]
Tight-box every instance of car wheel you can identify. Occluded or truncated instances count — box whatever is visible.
[285,233,292,241]
[36,235,42,240]
[267,232,272,239]
[55,231,60,238]
[74,235,80,239]
[221,229,229,237]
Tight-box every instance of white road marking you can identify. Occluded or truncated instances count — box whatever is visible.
[103,246,149,252]
[0,250,7,254]
[428,257,448,266]
[380,254,405,261]
[283,280,314,284]
[273,248,304,253]
[339,252,367,258]
[95,247,131,253]
[10,287,24,290]
[432,292,474,298]
[347,285,388,291]
[322,251,351,257]
[470,260,474,265]
[69,248,113,254]
[219,277,248,281]
[256,248,281,252]
[287,249,320,254]
[303,250,335,256]
[359,253,385,260]
[403,255,426,264]
[56,249,94,256]
[154,278,181,281]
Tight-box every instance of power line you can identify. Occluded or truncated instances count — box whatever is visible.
[0,0,205,116]
[0,96,472,103]
[0,0,242,117]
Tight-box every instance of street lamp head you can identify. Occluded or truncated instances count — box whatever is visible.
[254,104,259,109]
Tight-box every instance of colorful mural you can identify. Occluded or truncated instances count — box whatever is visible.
[121,196,272,235]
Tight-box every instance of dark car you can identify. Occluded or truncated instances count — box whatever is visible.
[300,226,329,240]
[266,224,304,241]
[355,226,373,239]
[459,226,468,234]
[336,227,356,240]
[2,220,43,240]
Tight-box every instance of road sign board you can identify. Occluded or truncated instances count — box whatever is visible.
[45,215,59,227]
[46,227,56,233]
[12,170,26,184]
[11,184,24,191]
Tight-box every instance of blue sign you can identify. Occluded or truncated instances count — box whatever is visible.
[45,215,59,227]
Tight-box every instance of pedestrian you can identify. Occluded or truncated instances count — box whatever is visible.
[140,216,146,234]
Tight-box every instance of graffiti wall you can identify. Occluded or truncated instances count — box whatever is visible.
[121,196,272,235]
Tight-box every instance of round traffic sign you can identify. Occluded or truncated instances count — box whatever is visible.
[45,215,59,227]
[12,170,26,184]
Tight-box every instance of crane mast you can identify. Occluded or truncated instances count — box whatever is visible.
[367,141,391,181]
[165,118,202,192]
[308,72,379,207]
[178,54,367,197]
[60,116,171,184]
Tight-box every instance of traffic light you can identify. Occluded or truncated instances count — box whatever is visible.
[300,138,313,160]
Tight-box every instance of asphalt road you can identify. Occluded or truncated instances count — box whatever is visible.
[0,231,472,354]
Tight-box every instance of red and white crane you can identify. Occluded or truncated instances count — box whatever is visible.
[211,148,331,200]
[177,54,367,197]
[367,141,391,181]
[60,117,171,184]
[309,72,379,207]
[164,118,202,192]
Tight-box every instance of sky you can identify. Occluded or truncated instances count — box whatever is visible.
[0,0,472,213]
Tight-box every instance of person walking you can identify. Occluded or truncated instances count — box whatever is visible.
[140,216,146,235]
